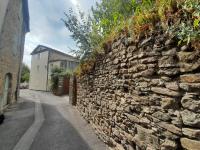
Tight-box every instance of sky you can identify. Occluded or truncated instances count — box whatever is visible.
[24,0,98,67]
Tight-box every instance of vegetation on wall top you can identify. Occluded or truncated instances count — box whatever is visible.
[63,0,200,76]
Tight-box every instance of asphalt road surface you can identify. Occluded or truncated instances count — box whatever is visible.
[0,90,107,150]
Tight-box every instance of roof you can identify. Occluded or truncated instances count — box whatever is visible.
[30,45,79,61]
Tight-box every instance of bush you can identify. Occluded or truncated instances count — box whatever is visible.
[50,67,72,92]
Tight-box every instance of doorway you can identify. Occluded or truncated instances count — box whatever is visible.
[3,73,12,107]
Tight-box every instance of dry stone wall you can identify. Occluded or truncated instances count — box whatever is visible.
[76,29,200,150]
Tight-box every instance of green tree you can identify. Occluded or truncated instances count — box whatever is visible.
[21,63,30,83]
[62,1,140,60]
[50,67,72,92]
[91,0,137,36]
[62,9,92,59]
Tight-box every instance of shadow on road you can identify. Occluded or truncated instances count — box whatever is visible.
[0,90,106,150]
[0,101,35,150]
[30,103,92,150]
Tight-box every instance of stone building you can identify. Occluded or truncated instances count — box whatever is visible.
[0,0,29,114]
[29,45,79,91]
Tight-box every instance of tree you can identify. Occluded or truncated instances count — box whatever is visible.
[62,0,159,63]
[91,0,137,36]
[21,63,30,83]
[62,9,92,60]
[62,1,140,60]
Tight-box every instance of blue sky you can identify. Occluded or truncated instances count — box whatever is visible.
[24,0,98,67]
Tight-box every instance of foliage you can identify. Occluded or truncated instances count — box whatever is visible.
[175,22,200,45]
[63,0,200,76]
[50,68,62,91]
[175,0,200,45]
[50,67,72,91]
[129,1,158,37]
[21,63,30,83]
[63,0,141,60]
[91,0,136,36]
[51,67,64,74]
[62,9,92,59]
[156,0,177,26]
[61,69,73,77]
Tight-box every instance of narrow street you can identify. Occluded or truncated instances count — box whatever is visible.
[0,90,107,150]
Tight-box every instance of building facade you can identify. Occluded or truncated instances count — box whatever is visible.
[0,0,29,113]
[29,45,79,91]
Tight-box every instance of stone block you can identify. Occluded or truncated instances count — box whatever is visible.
[180,83,200,91]
[165,82,179,91]
[136,125,159,149]
[161,139,177,150]
[181,93,200,112]
[182,128,200,139]
[158,68,180,76]
[162,48,177,56]
[181,110,200,127]
[152,111,171,121]
[151,87,180,97]
[178,51,199,62]
[181,138,200,150]
[179,62,200,73]
[140,68,155,77]
[157,122,182,135]
[125,113,140,123]
[113,58,120,65]
[127,46,137,52]
[161,98,177,109]
[139,57,157,64]
[180,74,200,83]
[158,56,178,68]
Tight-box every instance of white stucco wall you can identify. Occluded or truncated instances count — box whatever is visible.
[0,0,10,36]
[29,51,49,91]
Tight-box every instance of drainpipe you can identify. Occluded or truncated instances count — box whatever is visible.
[46,51,50,91]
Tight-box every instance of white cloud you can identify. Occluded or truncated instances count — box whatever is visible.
[70,0,79,6]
